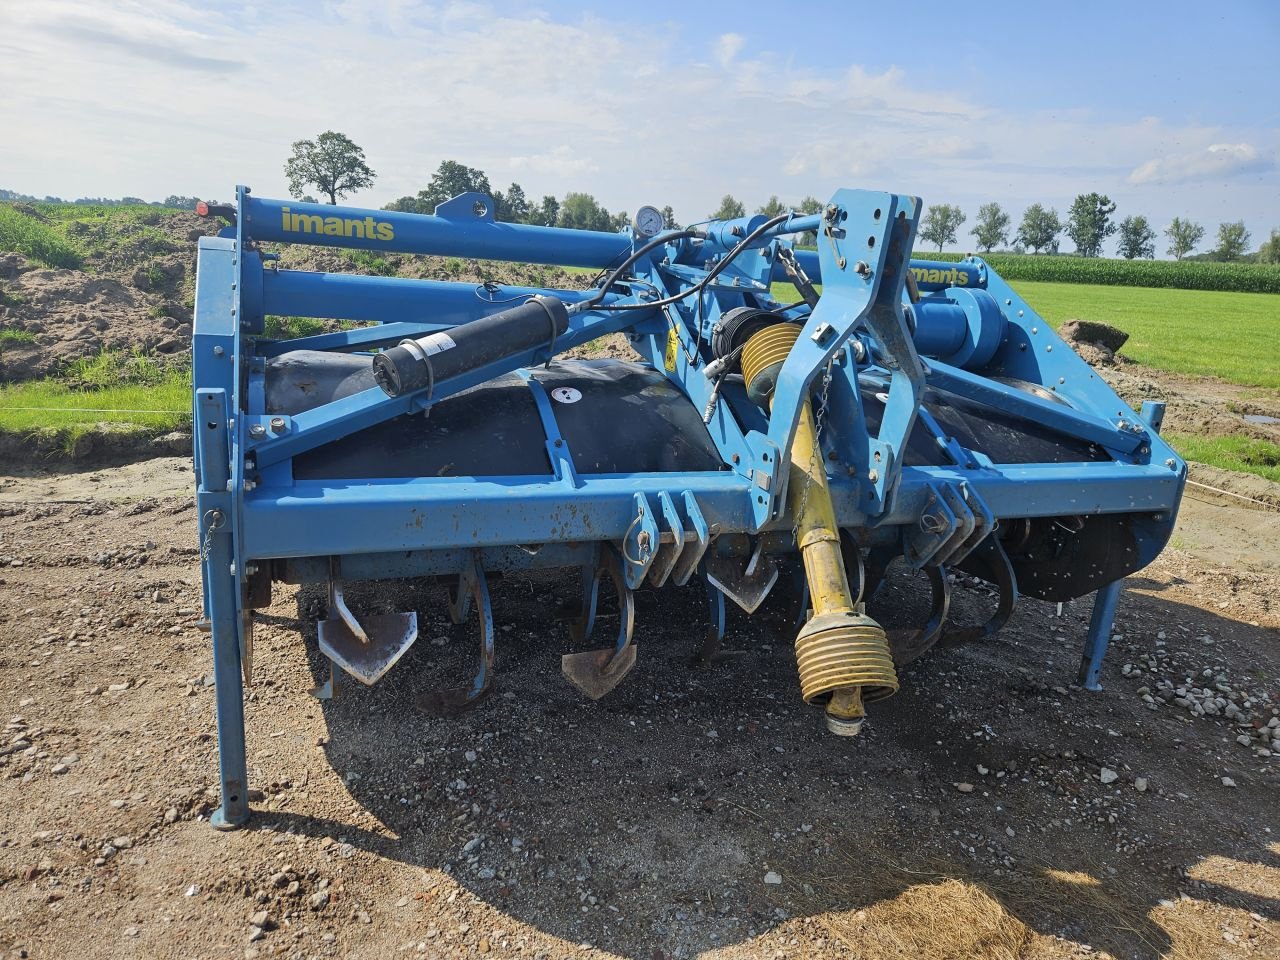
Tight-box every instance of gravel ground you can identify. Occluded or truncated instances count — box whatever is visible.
[0,469,1277,960]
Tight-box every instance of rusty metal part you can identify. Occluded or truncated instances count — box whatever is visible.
[562,547,637,699]
[418,553,495,717]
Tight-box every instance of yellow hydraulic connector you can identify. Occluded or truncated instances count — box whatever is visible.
[740,323,899,735]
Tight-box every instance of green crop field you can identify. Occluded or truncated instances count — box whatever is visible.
[1010,281,1280,390]
[915,250,1280,294]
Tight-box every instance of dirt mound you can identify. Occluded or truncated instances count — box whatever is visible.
[0,256,190,382]
[1058,318,1130,366]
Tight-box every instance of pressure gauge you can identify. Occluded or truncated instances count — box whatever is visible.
[633,205,665,238]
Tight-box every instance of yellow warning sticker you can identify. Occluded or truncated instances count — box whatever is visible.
[664,327,679,372]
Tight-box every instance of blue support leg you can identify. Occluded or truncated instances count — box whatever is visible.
[196,388,250,830]
[208,543,250,829]
[1078,578,1123,692]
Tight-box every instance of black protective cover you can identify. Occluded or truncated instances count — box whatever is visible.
[266,353,724,480]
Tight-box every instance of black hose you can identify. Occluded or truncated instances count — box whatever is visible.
[584,229,702,308]
[594,213,792,312]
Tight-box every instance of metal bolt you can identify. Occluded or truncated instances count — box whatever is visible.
[854,260,869,276]
[213,346,224,356]
[269,416,286,433]
[249,423,266,438]
[244,479,256,491]
[837,257,847,270]
[1165,458,1176,468]
[868,469,880,483]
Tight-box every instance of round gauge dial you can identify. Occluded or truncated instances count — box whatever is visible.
[633,205,665,238]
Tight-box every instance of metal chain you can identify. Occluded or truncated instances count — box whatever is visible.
[199,509,225,561]
[792,359,835,548]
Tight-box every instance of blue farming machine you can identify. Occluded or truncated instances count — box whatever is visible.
[192,186,1185,828]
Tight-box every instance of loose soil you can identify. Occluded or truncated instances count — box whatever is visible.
[0,456,1276,960]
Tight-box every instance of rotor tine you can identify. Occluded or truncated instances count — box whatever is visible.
[693,572,727,664]
[569,559,603,645]
[417,552,495,717]
[941,537,1019,645]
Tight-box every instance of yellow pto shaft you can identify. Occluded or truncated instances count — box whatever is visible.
[741,323,899,734]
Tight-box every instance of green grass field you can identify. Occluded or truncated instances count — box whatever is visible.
[0,351,189,450]
[1165,433,1280,484]
[1010,281,1280,390]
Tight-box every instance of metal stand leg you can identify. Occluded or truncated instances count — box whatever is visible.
[1078,579,1123,692]
[196,388,250,831]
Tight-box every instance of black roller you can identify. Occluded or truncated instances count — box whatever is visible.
[373,294,569,397]
[710,307,787,360]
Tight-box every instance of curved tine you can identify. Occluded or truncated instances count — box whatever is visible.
[328,557,369,645]
[601,547,636,664]
[694,572,727,664]
[941,537,1019,646]
[839,531,867,604]
[863,545,897,600]
[885,564,952,668]
[330,579,370,645]
[447,560,475,625]
[469,558,495,697]
[417,554,495,717]
[569,562,602,645]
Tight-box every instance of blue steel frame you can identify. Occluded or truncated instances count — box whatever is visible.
[193,186,1186,827]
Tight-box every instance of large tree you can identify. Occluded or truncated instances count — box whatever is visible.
[1164,217,1204,261]
[1213,220,1251,261]
[284,131,376,205]
[1257,229,1280,265]
[918,203,966,253]
[756,195,787,218]
[1065,193,1117,258]
[529,195,560,227]
[969,202,1010,253]
[660,205,680,230]
[493,182,529,223]
[710,195,745,220]
[1015,203,1062,254]
[386,160,491,214]
[1117,215,1156,260]
[558,192,614,232]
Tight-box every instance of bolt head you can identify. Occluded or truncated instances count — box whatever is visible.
[248,423,265,438]
[868,469,880,483]
[269,416,286,432]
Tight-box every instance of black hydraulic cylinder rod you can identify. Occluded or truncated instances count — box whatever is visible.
[372,295,569,398]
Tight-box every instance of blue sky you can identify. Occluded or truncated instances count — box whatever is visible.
[2,0,1277,256]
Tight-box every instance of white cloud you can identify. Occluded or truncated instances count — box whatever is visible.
[509,146,599,177]
[1127,143,1271,184]
[715,32,744,68]
[918,136,992,161]
[0,1,1275,249]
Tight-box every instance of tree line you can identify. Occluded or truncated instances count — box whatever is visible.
[282,133,1280,265]
[912,196,1269,263]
